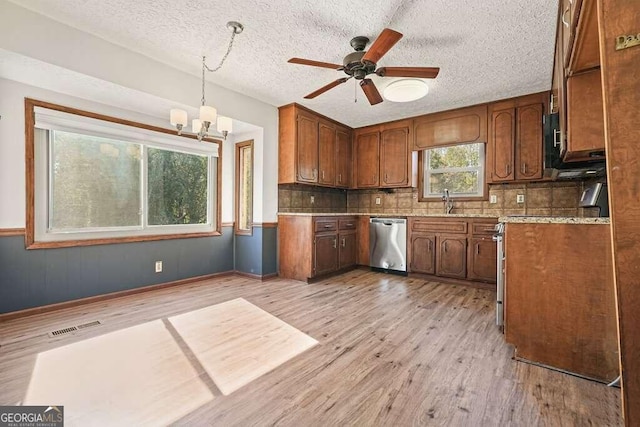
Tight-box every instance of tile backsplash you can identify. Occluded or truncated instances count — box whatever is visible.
[278,181,601,217]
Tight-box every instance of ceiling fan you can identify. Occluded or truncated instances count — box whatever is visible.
[288,28,440,105]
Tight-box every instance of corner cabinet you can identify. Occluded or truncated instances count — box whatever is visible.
[408,217,497,285]
[487,93,546,183]
[353,120,415,189]
[278,104,353,188]
[278,215,358,282]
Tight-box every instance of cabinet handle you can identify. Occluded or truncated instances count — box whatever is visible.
[324,224,332,228]
[333,239,337,249]
[372,173,376,183]
[562,5,570,27]
[322,170,325,180]
[338,173,342,183]
[312,169,317,179]
[385,173,388,182]
[345,223,353,227]
[505,164,511,175]
[553,129,562,148]
[341,238,346,247]
[476,244,480,255]
[521,163,528,174]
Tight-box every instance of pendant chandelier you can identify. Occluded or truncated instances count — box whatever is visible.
[170,21,244,140]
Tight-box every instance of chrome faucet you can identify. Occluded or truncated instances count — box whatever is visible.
[442,189,454,214]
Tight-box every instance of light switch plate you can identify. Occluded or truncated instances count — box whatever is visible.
[517,194,525,203]
[375,197,381,205]
[155,261,163,273]
[490,195,497,204]
[310,195,315,204]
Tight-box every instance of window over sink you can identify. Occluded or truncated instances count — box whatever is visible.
[420,142,486,200]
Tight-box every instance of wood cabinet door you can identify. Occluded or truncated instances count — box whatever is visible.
[489,108,515,182]
[413,106,486,150]
[338,231,357,269]
[380,127,410,187]
[314,234,338,276]
[436,235,467,279]
[468,237,497,283]
[318,122,336,185]
[296,112,318,183]
[566,69,605,160]
[335,128,352,188]
[355,131,380,188]
[409,234,436,274]
[515,103,543,180]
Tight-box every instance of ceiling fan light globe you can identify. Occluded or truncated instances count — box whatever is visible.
[383,79,429,102]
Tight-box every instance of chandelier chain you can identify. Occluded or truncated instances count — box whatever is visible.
[204,29,238,73]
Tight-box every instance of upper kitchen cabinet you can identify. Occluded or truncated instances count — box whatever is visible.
[354,127,380,188]
[335,127,352,188]
[413,105,487,150]
[487,93,546,183]
[565,68,605,161]
[353,120,415,189]
[278,103,352,188]
[318,120,337,185]
[552,0,605,162]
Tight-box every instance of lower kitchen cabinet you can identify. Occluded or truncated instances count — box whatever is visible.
[436,235,467,278]
[504,222,617,382]
[314,234,338,275]
[338,231,357,269]
[278,215,358,282]
[409,234,436,274]
[408,217,497,285]
[468,237,498,282]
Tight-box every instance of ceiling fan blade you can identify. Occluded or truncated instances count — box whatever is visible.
[376,66,440,79]
[288,57,343,70]
[360,79,383,105]
[361,28,403,65]
[304,77,350,99]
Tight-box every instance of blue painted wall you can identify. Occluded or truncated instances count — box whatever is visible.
[234,226,278,276]
[0,227,234,314]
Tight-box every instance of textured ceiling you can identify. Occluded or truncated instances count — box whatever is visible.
[9,0,558,127]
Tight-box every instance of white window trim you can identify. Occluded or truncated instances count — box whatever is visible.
[423,143,485,198]
[33,108,219,243]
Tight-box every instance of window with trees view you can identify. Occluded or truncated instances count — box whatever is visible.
[29,101,219,247]
[422,143,485,199]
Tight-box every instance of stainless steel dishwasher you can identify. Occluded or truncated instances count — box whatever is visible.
[369,218,407,273]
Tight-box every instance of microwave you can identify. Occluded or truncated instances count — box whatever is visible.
[543,113,606,180]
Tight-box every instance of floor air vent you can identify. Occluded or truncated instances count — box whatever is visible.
[49,326,78,337]
[48,320,101,337]
[77,320,101,329]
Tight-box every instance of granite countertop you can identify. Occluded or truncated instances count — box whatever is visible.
[277,212,499,218]
[498,216,610,224]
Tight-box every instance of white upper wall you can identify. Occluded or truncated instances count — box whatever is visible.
[0,0,279,224]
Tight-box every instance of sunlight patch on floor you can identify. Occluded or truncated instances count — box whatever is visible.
[169,298,318,395]
[24,319,213,426]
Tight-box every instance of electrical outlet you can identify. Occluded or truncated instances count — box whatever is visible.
[375,196,381,205]
[310,195,315,204]
[490,195,497,204]
[155,261,163,273]
[517,194,525,203]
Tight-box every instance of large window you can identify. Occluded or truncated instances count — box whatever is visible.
[235,140,254,235]
[27,100,220,248]
[421,143,485,199]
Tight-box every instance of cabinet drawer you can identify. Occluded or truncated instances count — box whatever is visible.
[339,218,357,230]
[472,223,498,235]
[314,219,338,233]
[412,220,467,234]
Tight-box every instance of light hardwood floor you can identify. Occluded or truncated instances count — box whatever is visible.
[0,270,621,426]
